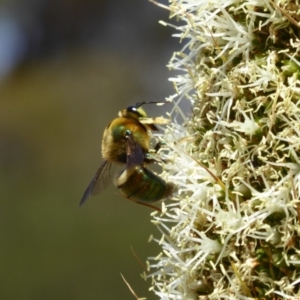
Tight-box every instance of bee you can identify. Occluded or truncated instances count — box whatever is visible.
[80,101,173,207]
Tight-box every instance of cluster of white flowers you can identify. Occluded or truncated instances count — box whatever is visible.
[146,0,300,299]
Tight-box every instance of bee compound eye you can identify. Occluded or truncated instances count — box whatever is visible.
[126,106,137,113]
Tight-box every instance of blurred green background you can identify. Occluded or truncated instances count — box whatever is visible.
[0,1,176,299]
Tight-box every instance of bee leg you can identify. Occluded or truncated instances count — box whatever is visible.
[154,141,167,153]
[153,141,172,164]
[144,152,162,164]
[119,192,162,211]
[136,201,162,212]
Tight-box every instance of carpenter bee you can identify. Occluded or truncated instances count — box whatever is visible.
[80,101,173,206]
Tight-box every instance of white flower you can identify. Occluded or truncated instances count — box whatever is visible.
[147,0,300,299]
[148,0,300,300]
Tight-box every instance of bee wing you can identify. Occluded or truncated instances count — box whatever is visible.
[80,160,114,206]
[126,133,144,169]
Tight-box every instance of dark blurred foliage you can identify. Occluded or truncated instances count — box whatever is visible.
[0,0,178,299]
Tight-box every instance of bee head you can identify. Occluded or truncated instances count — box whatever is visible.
[118,101,169,121]
[119,103,148,120]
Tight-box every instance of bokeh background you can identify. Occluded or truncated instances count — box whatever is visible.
[0,1,178,299]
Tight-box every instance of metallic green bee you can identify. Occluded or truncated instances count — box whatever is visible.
[80,101,174,207]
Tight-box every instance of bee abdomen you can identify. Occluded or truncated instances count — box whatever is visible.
[115,166,174,203]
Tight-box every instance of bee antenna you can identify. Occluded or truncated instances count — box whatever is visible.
[135,101,147,108]
[135,101,170,108]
